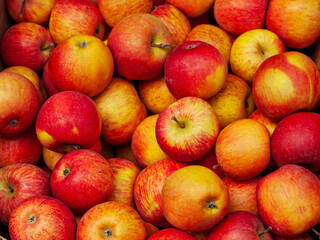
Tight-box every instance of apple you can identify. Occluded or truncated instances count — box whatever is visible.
[138,75,177,114]
[207,211,273,240]
[249,110,278,136]
[0,163,51,225]
[107,13,174,80]
[49,0,105,45]
[50,149,114,215]
[0,22,54,73]
[93,77,147,146]
[164,41,228,100]
[207,74,256,129]
[48,34,114,97]
[215,119,270,180]
[185,24,233,64]
[257,164,320,237]
[107,158,141,208]
[166,0,215,18]
[134,158,187,228]
[148,228,197,240]
[151,4,191,46]
[8,196,76,240]
[0,125,42,167]
[41,62,59,96]
[252,51,320,122]
[0,72,40,137]
[6,0,56,25]
[131,114,170,168]
[230,29,286,84]
[156,96,220,162]
[36,91,102,153]
[162,165,230,231]
[213,0,269,36]
[114,142,139,166]
[144,221,160,238]
[97,0,153,28]
[77,201,146,240]
[271,112,320,172]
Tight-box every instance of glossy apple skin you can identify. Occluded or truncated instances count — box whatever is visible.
[0,163,51,225]
[98,0,153,28]
[50,149,114,215]
[0,22,53,73]
[213,0,269,36]
[156,97,220,162]
[207,211,273,240]
[252,51,320,122]
[8,196,76,240]
[166,0,215,18]
[49,0,105,44]
[148,228,196,240]
[134,158,187,228]
[271,112,320,172]
[257,164,320,237]
[162,165,230,231]
[36,91,102,153]
[0,72,40,137]
[42,62,59,96]
[165,41,228,100]
[107,13,173,80]
[230,29,286,84]
[77,201,146,240]
[249,110,278,136]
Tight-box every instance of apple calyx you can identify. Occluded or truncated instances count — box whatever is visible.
[63,168,70,177]
[151,43,174,49]
[103,228,112,238]
[28,215,36,224]
[171,116,185,128]
[206,200,218,209]
[258,226,272,237]
[19,0,27,17]
[9,119,18,127]
[79,41,88,48]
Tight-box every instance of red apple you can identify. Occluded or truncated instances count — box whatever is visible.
[50,149,114,215]
[8,196,76,240]
[155,96,220,162]
[148,228,196,240]
[42,62,59,96]
[166,0,215,18]
[0,163,51,225]
[164,41,228,100]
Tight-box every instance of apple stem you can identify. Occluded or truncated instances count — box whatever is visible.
[9,119,18,127]
[258,226,272,236]
[311,228,320,238]
[0,235,8,240]
[40,43,54,51]
[19,0,26,17]
[171,116,185,128]
[151,43,174,49]
[212,164,219,170]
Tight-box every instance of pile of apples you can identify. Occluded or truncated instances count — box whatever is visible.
[1,0,320,239]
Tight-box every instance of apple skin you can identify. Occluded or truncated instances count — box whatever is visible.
[0,22,54,73]
[131,114,170,168]
[257,164,320,237]
[207,74,256,129]
[162,165,230,231]
[215,119,270,180]
[49,0,105,45]
[151,4,191,46]
[156,96,220,162]
[144,221,160,238]
[207,211,273,240]
[148,228,197,240]
[0,72,40,138]
[6,0,56,25]
[134,158,187,228]
[107,13,174,80]
[48,34,114,97]
[97,0,153,28]
[0,163,51,225]
[230,29,286,84]
[8,196,77,240]
[213,0,269,36]
[152,0,166,6]
[50,149,114,215]
[249,110,278,137]
[164,41,228,100]
[252,51,320,122]
[77,201,146,240]
[166,0,215,18]
[42,62,59,96]
[36,91,102,153]
[271,112,320,172]
[273,232,314,240]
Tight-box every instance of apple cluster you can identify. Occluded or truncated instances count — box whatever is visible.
[0,0,320,240]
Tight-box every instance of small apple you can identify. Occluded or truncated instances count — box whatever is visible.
[148,228,196,240]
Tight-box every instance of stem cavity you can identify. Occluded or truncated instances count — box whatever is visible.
[258,226,272,237]
[151,43,174,49]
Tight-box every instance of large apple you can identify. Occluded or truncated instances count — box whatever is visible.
[161,165,230,231]
[156,96,219,162]
[252,51,320,122]
[257,164,320,237]
[0,163,51,225]
[8,196,76,240]
[49,0,105,44]
[36,91,102,153]
[148,228,196,240]
[0,72,40,137]
[0,22,54,73]
[166,0,215,18]
[50,149,114,215]
[48,34,114,97]
[107,13,174,80]
[164,41,228,100]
